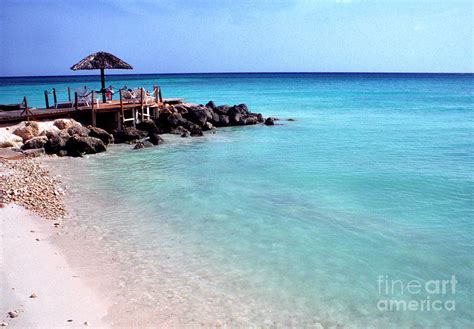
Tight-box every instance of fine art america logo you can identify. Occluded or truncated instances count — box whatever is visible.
[377,275,457,312]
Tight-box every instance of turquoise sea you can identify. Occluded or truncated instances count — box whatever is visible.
[1,73,473,327]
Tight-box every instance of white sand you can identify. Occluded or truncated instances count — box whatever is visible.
[0,204,109,328]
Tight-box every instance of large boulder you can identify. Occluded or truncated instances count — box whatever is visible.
[67,125,90,137]
[38,122,61,138]
[156,112,188,133]
[13,121,40,142]
[264,117,275,126]
[66,135,106,157]
[184,106,209,127]
[203,122,215,131]
[228,107,242,125]
[87,126,114,145]
[44,135,68,155]
[218,114,230,127]
[0,130,23,148]
[133,141,154,150]
[241,115,259,125]
[170,126,190,136]
[210,112,220,125]
[148,133,164,145]
[136,119,159,134]
[183,122,203,136]
[23,148,45,157]
[112,127,147,143]
[21,136,48,150]
[214,105,230,116]
[206,101,216,110]
[53,118,80,130]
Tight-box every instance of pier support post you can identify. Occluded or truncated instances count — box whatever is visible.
[52,88,57,108]
[91,91,96,126]
[140,88,144,123]
[119,89,124,129]
[74,92,78,110]
[68,87,72,103]
[154,85,159,104]
[21,96,31,121]
[44,90,50,109]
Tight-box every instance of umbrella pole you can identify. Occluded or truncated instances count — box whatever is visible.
[100,68,106,103]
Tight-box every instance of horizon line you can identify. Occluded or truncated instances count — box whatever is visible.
[1,71,473,79]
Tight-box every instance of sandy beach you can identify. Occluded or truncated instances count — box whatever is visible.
[0,204,109,328]
[0,157,110,328]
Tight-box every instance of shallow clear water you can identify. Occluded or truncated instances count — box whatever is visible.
[2,73,473,327]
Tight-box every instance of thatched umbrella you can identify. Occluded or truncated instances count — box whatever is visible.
[70,51,133,102]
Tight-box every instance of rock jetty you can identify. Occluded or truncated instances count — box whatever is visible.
[0,102,272,157]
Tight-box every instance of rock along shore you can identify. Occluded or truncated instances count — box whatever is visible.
[0,101,281,158]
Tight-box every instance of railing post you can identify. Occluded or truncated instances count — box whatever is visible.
[140,88,144,122]
[74,92,78,110]
[154,85,159,104]
[119,89,124,129]
[44,90,50,109]
[21,96,30,121]
[91,91,96,126]
[68,87,71,102]
[158,87,163,103]
[52,88,57,108]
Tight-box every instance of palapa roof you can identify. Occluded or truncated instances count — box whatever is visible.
[70,51,133,71]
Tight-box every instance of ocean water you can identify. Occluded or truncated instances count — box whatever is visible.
[2,73,473,327]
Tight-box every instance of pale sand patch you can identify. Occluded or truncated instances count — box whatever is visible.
[0,204,110,328]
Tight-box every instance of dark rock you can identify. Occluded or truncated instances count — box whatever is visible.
[206,101,216,109]
[44,135,67,154]
[112,127,147,143]
[236,103,249,113]
[184,106,208,127]
[67,125,90,137]
[287,118,296,121]
[173,105,188,114]
[170,126,191,136]
[21,136,47,150]
[203,122,215,131]
[218,114,230,127]
[136,120,159,134]
[210,112,220,125]
[23,148,45,157]
[242,116,258,125]
[228,107,242,125]
[156,112,188,133]
[66,136,106,157]
[148,133,164,145]
[257,113,264,123]
[58,129,71,140]
[264,117,275,126]
[133,141,154,150]
[214,105,230,116]
[87,126,114,145]
[183,122,203,136]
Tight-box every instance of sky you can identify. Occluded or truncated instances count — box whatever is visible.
[0,0,472,76]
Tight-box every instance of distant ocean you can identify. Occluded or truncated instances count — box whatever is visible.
[2,73,473,327]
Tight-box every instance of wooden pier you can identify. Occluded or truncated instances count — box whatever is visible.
[0,86,184,130]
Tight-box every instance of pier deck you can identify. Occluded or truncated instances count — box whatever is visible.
[0,98,184,126]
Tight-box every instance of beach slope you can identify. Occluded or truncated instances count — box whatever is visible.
[0,204,109,328]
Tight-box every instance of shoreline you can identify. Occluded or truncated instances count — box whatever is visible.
[0,158,114,328]
[0,204,109,328]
